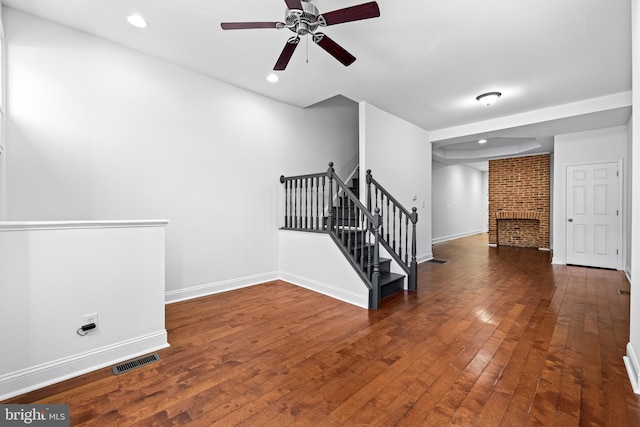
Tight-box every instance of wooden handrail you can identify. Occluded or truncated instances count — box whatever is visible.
[366,173,415,223]
[366,169,418,291]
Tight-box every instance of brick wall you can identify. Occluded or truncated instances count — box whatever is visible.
[488,154,550,248]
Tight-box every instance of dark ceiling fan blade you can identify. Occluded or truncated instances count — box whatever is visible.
[313,33,356,66]
[284,0,303,10]
[274,38,300,70]
[221,22,280,30]
[320,1,380,26]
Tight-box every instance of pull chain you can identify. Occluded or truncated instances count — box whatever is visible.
[306,35,309,64]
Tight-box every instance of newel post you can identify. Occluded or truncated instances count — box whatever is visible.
[327,162,335,232]
[280,175,287,228]
[409,207,418,291]
[370,207,382,310]
[366,169,373,213]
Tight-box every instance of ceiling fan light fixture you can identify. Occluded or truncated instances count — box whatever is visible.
[127,14,148,28]
[476,92,501,106]
[220,1,381,71]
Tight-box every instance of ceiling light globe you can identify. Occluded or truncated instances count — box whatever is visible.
[476,92,501,106]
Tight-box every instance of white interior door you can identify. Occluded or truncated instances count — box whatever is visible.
[566,162,620,269]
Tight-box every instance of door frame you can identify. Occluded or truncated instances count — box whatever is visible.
[563,159,623,270]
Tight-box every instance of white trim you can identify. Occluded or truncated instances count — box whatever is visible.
[625,342,640,394]
[417,252,433,264]
[0,331,169,401]
[0,219,169,232]
[165,271,279,304]
[280,271,368,309]
[432,230,486,245]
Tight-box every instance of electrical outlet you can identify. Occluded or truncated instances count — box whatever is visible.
[82,312,98,329]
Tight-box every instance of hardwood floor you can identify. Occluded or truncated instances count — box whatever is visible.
[4,233,640,426]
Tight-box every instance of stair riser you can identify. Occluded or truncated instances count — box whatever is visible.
[380,277,404,299]
[361,259,391,277]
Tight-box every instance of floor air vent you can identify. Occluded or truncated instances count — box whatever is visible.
[112,353,160,376]
[428,259,448,264]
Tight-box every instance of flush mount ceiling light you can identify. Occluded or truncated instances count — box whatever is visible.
[476,92,501,106]
[478,139,487,144]
[267,73,279,83]
[127,14,148,28]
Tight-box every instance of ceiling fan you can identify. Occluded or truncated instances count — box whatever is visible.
[221,0,380,71]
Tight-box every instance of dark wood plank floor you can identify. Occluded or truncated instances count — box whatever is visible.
[4,233,640,426]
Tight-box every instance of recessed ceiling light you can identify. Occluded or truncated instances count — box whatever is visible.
[127,15,148,28]
[267,73,279,83]
[478,139,487,144]
[476,92,501,106]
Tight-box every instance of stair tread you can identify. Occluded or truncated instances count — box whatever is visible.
[361,257,391,266]
[378,272,405,284]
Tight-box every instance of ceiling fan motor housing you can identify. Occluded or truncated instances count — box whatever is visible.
[286,1,321,36]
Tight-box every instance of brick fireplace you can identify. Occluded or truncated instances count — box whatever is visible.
[488,154,550,249]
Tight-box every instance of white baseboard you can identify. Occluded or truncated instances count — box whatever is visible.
[164,267,372,310]
[280,271,369,309]
[165,272,279,304]
[417,252,433,263]
[624,342,640,394]
[432,230,486,245]
[0,331,169,401]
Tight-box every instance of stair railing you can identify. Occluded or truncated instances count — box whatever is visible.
[366,169,418,291]
[279,169,328,231]
[280,162,383,309]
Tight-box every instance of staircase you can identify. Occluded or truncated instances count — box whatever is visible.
[331,172,406,303]
[280,162,418,310]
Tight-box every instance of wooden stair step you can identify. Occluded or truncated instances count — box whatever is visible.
[379,272,405,299]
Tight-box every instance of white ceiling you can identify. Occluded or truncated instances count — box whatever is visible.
[3,0,632,170]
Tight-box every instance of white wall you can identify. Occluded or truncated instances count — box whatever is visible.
[359,102,432,262]
[628,118,634,278]
[624,0,640,395]
[5,8,359,303]
[0,3,5,221]
[552,125,629,266]
[431,162,487,243]
[0,221,168,400]
[279,230,369,308]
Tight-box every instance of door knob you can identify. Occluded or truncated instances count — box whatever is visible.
[568,218,573,222]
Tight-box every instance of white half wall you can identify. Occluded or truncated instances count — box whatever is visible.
[552,125,629,266]
[4,8,359,302]
[432,162,487,243]
[0,220,169,400]
[359,102,432,262]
